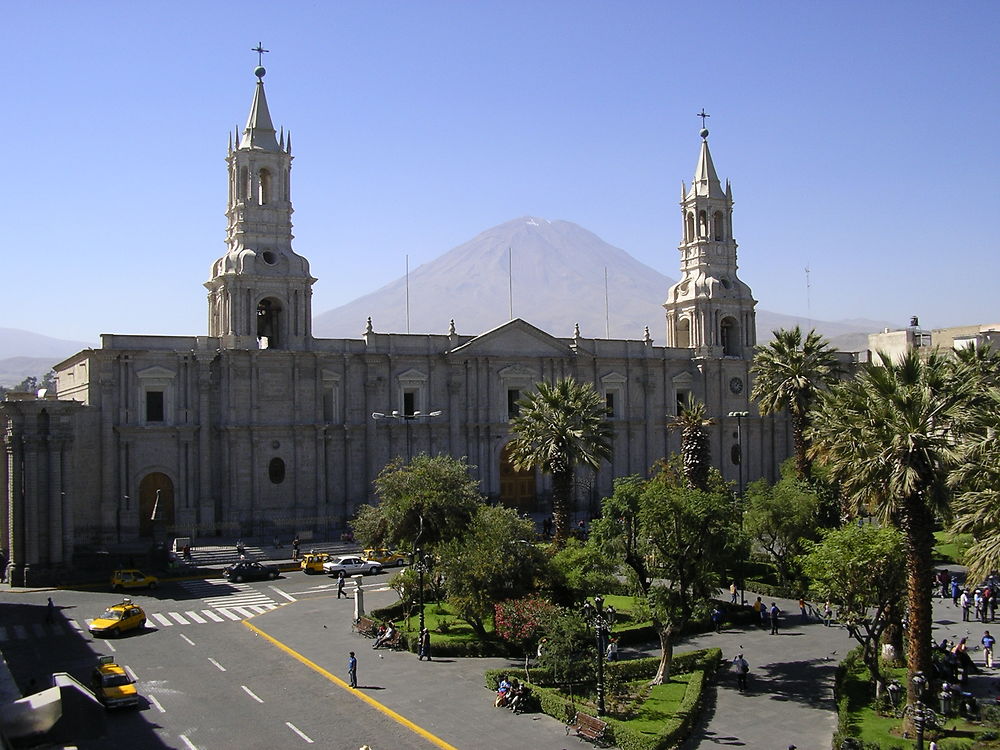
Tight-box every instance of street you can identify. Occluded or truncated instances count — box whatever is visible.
[0,574,431,750]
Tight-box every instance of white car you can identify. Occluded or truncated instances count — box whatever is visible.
[322,555,382,576]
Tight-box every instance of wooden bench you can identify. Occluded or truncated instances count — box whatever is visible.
[376,629,404,651]
[566,712,608,744]
[353,616,378,638]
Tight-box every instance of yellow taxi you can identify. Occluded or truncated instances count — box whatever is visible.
[110,569,159,591]
[363,548,408,567]
[91,655,139,708]
[88,598,147,638]
[300,552,333,574]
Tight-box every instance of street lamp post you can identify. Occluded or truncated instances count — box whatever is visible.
[911,671,927,750]
[728,411,749,605]
[371,410,444,460]
[581,595,617,716]
[414,547,429,634]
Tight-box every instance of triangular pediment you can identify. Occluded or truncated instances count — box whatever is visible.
[136,366,176,380]
[448,319,578,358]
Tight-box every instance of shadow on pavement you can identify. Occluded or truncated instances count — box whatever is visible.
[753,657,837,708]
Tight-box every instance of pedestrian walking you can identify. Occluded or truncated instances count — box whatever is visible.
[951,576,960,606]
[769,602,780,635]
[961,590,971,621]
[730,581,738,604]
[823,599,834,627]
[733,652,749,692]
[798,597,808,624]
[337,570,347,599]
[45,597,55,624]
[983,630,995,668]
[418,627,432,661]
[347,651,358,688]
[292,536,301,561]
[711,606,724,633]
[752,596,765,628]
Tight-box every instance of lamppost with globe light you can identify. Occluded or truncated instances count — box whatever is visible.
[728,411,749,605]
[581,595,617,716]
[911,671,927,750]
[413,547,433,634]
[371,410,443,460]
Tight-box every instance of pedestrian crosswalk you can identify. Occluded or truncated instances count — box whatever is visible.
[0,582,296,643]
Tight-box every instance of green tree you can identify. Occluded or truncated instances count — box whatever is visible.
[809,350,970,705]
[353,453,484,553]
[540,537,618,608]
[508,377,613,546]
[438,505,541,637]
[802,524,907,695]
[751,326,841,480]
[592,468,739,683]
[666,395,715,491]
[742,466,822,586]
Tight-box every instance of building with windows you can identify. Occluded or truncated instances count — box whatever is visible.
[1,66,790,585]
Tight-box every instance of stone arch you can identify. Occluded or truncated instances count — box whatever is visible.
[713,211,724,241]
[675,317,691,348]
[138,472,174,538]
[698,210,708,238]
[685,212,695,242]
[259,168,272,204]
[721,316,740,356]
[257,296,283,348]
[499,442,536,513]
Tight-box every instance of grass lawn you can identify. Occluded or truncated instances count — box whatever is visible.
[934,530,973,565]
[601,594,654,636]
[627,674,693,734]
[395,602,493,644]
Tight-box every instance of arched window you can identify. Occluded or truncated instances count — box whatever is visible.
[239,166,249,200]
[698,211,708,238]
[676,318,691,348]
[257,297,283,349]
[721,317,740,356]
[268,457,286,484]
[685,212,695,242]
[713,211,724,241]
[259,169,271,204]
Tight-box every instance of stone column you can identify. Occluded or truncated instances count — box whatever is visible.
[353,575,365,620]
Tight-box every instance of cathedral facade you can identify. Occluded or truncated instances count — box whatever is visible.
[1,67,790,585]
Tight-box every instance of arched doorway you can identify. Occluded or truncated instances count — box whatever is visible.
[138,472,175,538]
[499,443,536,513]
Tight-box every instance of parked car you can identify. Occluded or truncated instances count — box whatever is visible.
[111,569,159,591]
[222,560,280,583]
[91,655,139,708]
[363,549,407,567]
[322,555,382,576]
[300,552,333,574]
[89,599,147,638]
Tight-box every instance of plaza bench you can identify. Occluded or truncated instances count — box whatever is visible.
[566,711,608,744]
[375,628,404,651]
[353,616,378,638]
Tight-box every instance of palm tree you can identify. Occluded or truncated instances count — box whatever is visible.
[667,395,715,491]
[750,327,841,480]
[508,377,613,546]
[809,349,970,706]
[950,387,1000,581]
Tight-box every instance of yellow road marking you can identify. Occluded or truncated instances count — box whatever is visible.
[243,621,460,750]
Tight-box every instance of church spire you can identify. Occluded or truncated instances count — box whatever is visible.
[239,65,280,152]
[690,127,724,199]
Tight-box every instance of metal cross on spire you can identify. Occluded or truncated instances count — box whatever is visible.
[252,43,270,67]
[697,108,710,128]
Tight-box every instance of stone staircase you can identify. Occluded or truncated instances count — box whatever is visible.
[185,540,360,570]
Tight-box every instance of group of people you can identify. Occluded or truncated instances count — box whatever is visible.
[750,597,782,634]
[940,569,999,623]
[494,674,531,713]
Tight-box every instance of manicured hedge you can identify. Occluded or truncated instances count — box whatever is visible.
[484,647,721,750]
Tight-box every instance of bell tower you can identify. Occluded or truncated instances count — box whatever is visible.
[664,120,756,358]
[206,55,315,351]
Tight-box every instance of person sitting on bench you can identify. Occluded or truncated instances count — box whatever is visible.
[372,623,396,649]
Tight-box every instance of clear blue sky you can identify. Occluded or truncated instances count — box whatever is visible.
[6,1,998,342]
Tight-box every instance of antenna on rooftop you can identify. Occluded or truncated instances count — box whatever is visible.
[508,247,514,320]
[604,267,610,338]
[805,265,812,329]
